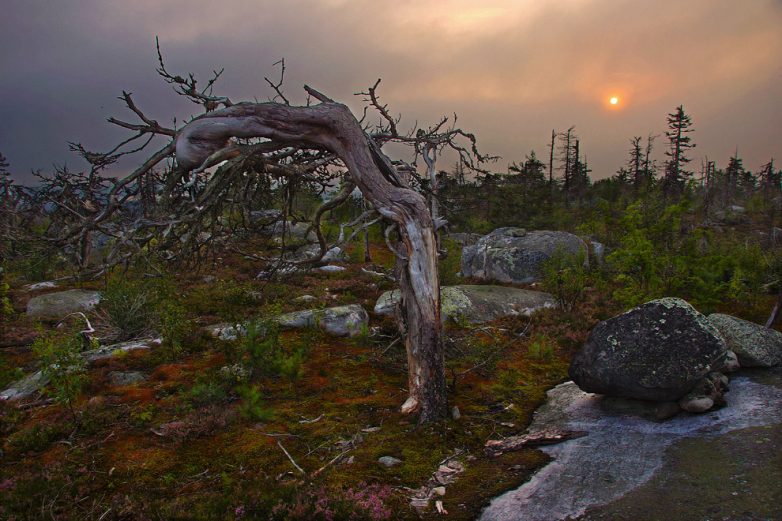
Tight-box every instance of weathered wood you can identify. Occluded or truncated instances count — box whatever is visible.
[484,428,588,457]
[175,97,447,422]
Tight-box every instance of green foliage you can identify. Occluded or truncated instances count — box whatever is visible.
[188,377,228,407]
[0,353,24,388]
[527,334,555,361]
[0,269,13,321]
[605,200,774,312]
[157,298,189,354]
[240,320,306,381]
[438,237,463,286]
[100,274,192,356]
[7,422,69,453]
[541,248,589,311]
[32,331,87,419]
[237,384,274,421]
[100,275,156,340]
[130,405,156,427]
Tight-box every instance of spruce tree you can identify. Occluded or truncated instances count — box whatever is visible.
[662,105,695,198]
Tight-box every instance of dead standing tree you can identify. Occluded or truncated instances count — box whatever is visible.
[63,50,492,423]
[357,80,494,249]
[176,91,447,421]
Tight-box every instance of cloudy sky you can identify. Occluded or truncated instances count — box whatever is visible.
[2,0,781,183]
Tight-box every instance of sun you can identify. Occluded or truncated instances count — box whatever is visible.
[609,96,619,106]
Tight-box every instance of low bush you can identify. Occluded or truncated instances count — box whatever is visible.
[541,248,589,312]
[31,330,87,421]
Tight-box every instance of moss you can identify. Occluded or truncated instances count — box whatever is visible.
[0,241,603,521]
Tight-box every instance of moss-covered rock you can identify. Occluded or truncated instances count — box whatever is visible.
[26,289,102,320]
[570,298,727,401]
[374,285,557,324]
[461,228,588,284]
[708,313,782,367]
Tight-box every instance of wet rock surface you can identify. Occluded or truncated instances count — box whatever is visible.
[569,298,727,401]
[461,228,587,284]
[479,370,782,521]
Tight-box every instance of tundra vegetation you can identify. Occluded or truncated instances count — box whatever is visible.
[0,52,780,520]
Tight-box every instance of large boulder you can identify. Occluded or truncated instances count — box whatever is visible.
[569,298,727,402]
[461,228,588,284]
[708,313,782,367]
[26,289,102,320]
[374,285,556,324]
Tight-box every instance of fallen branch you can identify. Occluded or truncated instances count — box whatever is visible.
[277,440,306,475]
[484,428,588,457]
[310,447,352,479]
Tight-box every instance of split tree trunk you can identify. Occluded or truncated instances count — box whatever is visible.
[175,98,447,422]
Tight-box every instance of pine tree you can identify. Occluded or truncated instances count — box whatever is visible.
[662,105,695,198]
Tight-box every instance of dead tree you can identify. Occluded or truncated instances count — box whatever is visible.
[356,79,495,248]
[60,50,492,423]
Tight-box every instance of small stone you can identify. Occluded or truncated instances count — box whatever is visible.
[87,396,105,408]
[202,275,216,283]
[318,265,346,273]
[719,350,741,373]
[433,486,446,496]
[108,371,146,386]
[294,295,317,303]
[378,456,402,468]
[679,395,714,413]
[451,406,461,420]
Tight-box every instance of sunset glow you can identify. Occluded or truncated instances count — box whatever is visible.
[609,96,619,105]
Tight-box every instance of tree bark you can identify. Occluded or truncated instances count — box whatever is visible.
[175,99,447,422]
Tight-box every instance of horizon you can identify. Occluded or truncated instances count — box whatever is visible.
[1,0,781,183]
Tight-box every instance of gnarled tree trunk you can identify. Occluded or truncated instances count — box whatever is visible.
[175,99,447,422]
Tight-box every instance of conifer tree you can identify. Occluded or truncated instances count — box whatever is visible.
[662,105,695,198]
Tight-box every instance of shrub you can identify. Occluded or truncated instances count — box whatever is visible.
[438,237,463,286]
[0,269,13,322]
[240,320,305,381]
[237,384,274,421]
[527,334,555,361]
[0,354,23,389]
[32,331,87,421]
[157,299,189,355]
[99,276,156,341]
[541,248,589,312]
[188,378,228,407]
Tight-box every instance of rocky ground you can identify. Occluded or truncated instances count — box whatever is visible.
[1,228,780,520]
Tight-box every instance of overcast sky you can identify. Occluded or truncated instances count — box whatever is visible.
[1,0,781,183]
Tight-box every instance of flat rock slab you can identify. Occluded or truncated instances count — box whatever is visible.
[0,338,160,401]
[480,373,782,521]
[708,313,782,367]
[108,371,147,386]
[208,304,369,339]
[374,285,557,324]
[26,289,101,320]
